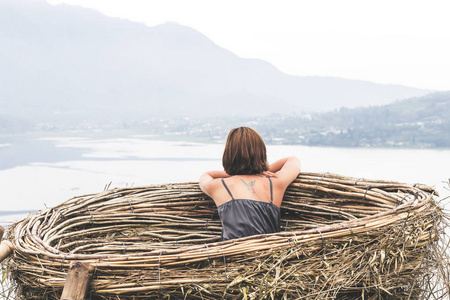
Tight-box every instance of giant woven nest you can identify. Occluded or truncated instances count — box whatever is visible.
[4,172,450,299]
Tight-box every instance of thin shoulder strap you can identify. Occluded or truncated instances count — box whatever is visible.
[221,178,234,200]
[268,177,273,203]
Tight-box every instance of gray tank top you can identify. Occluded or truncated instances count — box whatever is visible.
[218,178,281,241]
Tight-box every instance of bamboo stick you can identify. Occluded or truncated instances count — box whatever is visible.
[60,261,93,300]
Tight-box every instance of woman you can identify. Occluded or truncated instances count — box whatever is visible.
[199,127,301,241]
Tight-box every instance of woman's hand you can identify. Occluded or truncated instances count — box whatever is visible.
[262,171,276,178]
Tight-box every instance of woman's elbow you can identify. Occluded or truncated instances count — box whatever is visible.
[199,173,212,194]
[199,181,208,195]
[199,172,208,181]
[289,156,301,168]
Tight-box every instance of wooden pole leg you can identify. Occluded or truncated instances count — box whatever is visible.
[0,225,4,240]
[0,241,14,263]
[60,261,93,300]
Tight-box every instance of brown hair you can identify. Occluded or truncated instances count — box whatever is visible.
[222,127,269,175]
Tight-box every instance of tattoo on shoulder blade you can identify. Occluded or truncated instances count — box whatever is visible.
[241,179,256,194]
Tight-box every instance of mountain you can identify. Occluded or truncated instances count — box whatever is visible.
[0,0,433,126]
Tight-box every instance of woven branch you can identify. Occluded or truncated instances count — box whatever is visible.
[4,172,449,299]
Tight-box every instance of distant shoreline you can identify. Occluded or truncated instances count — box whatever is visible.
[0,210,33,216]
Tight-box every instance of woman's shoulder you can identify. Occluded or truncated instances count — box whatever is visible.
[200,175,223,190]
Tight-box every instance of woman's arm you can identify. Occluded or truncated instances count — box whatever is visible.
[199,170,230,197]
[202,170,230,179]
[268,157,290,173]
[269,156,301,186]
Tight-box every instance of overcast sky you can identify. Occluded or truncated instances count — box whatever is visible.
[47,0,450,91]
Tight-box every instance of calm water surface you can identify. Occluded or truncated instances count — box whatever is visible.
[1,136,449,227]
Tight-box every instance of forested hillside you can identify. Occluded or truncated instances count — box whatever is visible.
[259,92,450,147]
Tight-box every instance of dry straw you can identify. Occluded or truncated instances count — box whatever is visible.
[3,172,449,299]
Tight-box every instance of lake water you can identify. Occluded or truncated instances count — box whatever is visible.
[0,135,449,228]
